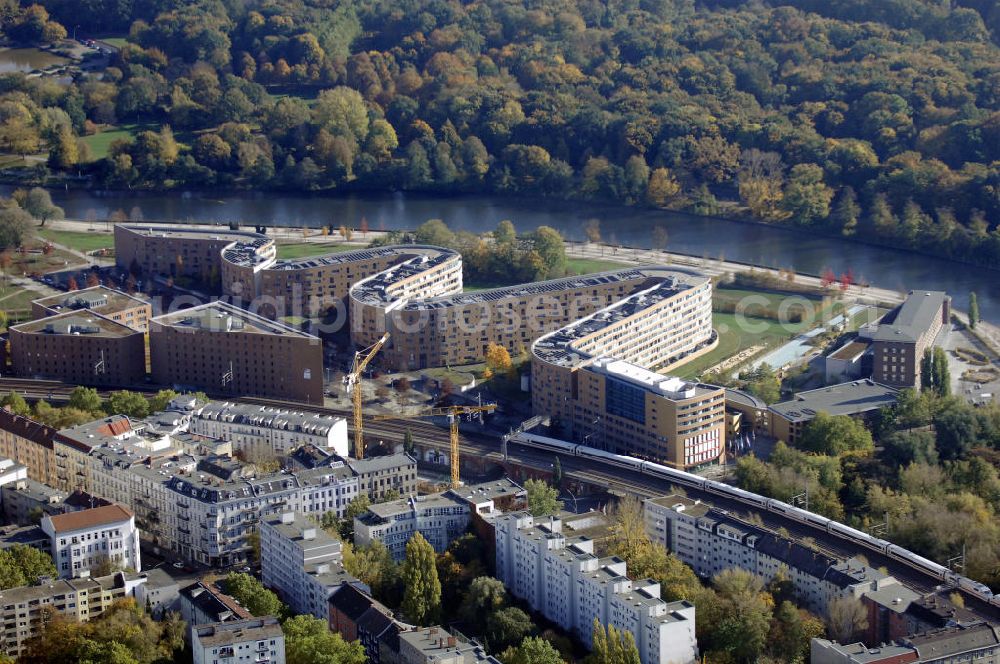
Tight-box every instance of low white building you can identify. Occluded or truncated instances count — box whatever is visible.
[40,503,140,578]
[191,402,348,457]
[191,616,285,664]
[354,478,524,561]
[644,494,899,617]
[495,512,697,664]
[0,457,28,494]
[259,511,367,622]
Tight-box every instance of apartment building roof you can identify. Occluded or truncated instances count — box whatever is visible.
[356,605,397,639]
[448,477,525,506]
[180,581,253,622]
[531,268,709,368]
[119,224,266,243]
[2,478,65,504]
[0,407,56,450]
[31,286,148,316]
[262,512,341,550]
[152,300,318,339]
[904,623,1000,660]
[905,593,981,628]
[193,616,283,647]
[221,237,274,269]
[398,627,499,663]
[267,245,423,271]
[647,494,712,519]
[194,402,343,436]
[589,357,721,400]
[11,310,140,338]
[0,524,47,549]
[45,504,133,532]
[824,557,890,590]
[0,571,142,605]
[813,640,919,663]
[402,266,647,312]
[769,380,899,423]
[864,583,921,615]
[56,415,137,452]
[348,453,416,475]
[330,582,380,622]
[362,492,463,525]
[863,291,948,343]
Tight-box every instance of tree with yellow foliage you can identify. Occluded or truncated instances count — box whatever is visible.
[485,342,515,379]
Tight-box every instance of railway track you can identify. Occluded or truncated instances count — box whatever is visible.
[2,379,995,619]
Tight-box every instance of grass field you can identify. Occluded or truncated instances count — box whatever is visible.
[275,242,360,260]
[0,285,39,314]
[80,123,157,160]
[565,257,630,274]
[673,287,836,379]
[100,37,128,48]
[37,229,113,253]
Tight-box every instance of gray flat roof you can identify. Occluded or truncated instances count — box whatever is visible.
[152,301,318,339]
[863,290,948,343]
[12,310,140,338]
[769,380,899,423]
[119,224,265,243]
[32,286,148,315]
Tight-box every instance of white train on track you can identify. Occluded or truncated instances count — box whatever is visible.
[512,432,996,605]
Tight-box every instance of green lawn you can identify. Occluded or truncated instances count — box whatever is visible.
[673,311,805,379]
[100,37,129,48]
[565,258,630,274]
[80,123,157,160]
[464,258,631,292]
[0,286,39,315]
[276,242,361,260]
[37,229,113,253]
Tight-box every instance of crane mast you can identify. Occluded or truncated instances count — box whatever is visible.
[372,403,497,488]
[344,333,389,459]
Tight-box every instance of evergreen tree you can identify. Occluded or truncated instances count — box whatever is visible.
[553,457,563,487]
[933,347,951,397]
[401,532,441,625]
[832,186,859,236]
[921,349,934,392]
[969,292,979,329]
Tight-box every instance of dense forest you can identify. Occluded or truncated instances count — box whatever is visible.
[0,0,999,265]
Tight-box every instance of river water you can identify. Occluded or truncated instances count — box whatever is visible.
[26,187,1000,322]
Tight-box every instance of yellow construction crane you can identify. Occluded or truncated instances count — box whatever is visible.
[372,403,497,488]
[344,333,389,460]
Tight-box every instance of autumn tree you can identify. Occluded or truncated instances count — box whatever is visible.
[485,343,514,377]
[826,596,868,644]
